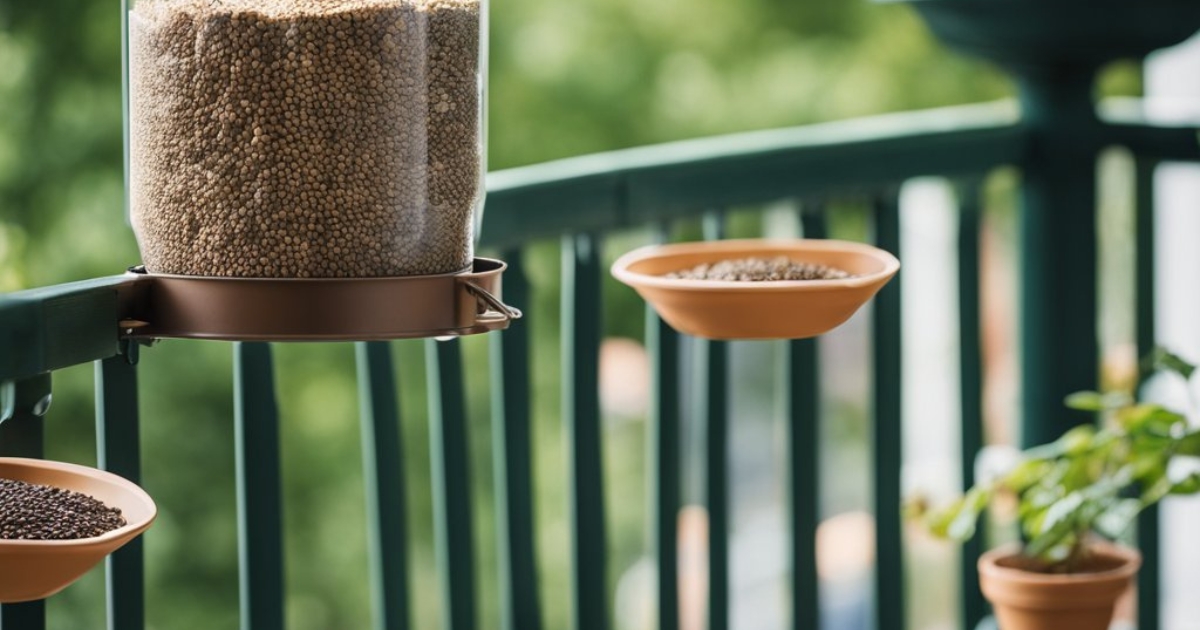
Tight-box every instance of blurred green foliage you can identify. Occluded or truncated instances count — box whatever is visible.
[0,0,1046,628]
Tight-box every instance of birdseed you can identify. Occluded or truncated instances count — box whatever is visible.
[667,257,852,281]
[0,478,127,540]
[129,0,482,278]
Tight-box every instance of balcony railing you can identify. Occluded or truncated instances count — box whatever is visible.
[4,3,1200,630]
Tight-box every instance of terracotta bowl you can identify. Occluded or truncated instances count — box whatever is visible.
[0,458,157,603]
[611,238,899,340]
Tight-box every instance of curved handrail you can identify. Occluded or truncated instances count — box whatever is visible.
[482,100,1025,250]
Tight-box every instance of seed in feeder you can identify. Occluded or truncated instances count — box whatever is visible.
[128,0,483,278]
[0,478,127,541]
[666,256,852,281]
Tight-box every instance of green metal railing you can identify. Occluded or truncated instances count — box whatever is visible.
[4,5,1200,628]
[2,98,1196,630]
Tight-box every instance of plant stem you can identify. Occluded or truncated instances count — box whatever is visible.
[1067,535,1088,573]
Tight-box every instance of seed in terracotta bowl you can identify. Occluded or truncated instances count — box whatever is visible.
[0,478,127,540]
[666,256,852,282]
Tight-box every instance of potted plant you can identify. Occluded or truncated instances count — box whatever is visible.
[912,348,1200,630]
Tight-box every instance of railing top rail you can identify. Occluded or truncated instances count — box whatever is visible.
[489,101,1021,193]
[0,276,138,383]
[1099,96,1200,161]
[482,100,1025,250]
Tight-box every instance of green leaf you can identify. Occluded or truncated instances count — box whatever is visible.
[1141,475,1174,505]
[1065,391,1132,412]
[1003,459,1054,493]
[1177,430,1200,457]
[1062,424,1098,455]
[1024,425,1097,461]
[1119,405,1186,435]
[1149,347,1197,380]
[1021,485,1061,510]
[1134,431,1175,457]
[1082,465,1134,500]
[946,487,991,541]
[1131,451,1167,486]
[1171,472,1200,496]
[1021,506,1046,541]
[925,497,963,539]
[1026,492,1084,554]
[1026,492,1084,558]
[926,487,992,542]
[1060,456,1099,494]
[1094,498,1142,538]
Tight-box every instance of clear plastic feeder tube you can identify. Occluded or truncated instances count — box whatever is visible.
[125,0,487,278]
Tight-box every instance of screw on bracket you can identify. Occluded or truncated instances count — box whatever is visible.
[118,319,157,364]
[119,319,150,336]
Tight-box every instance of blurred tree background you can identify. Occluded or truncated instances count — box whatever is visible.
[0,0,1085,628]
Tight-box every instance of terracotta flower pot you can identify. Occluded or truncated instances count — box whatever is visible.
[978,543,1141,630]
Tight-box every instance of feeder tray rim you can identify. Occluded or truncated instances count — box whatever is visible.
[117,257,521,342]
[0,457,157,549]
[612,238,900,291]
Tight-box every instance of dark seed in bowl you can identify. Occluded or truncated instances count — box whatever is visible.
[666,256,852,281]
[0,478,127,540]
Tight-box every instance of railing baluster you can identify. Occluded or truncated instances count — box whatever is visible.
[698,211,729,630]
[0,374,50,630]
[954,182,987,630]
[233,342,285,630]
[356,341,410,630]
[785,207,825,630]
[562,233,608,630]
[96,351,145,630]
[647,224,682,630]
[489,249,543,630]
[872,193,905,630]
[426,338,477,630]
[1017,74,1099,449]
[1135,159,1160,630]
[0,602,42,630]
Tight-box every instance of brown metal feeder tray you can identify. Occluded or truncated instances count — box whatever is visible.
[120,258,521,342]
